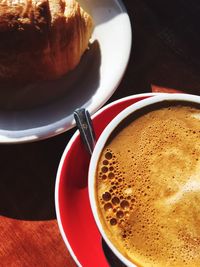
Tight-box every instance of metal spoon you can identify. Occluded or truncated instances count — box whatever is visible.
[74,108,96,155]
[74,108,127,267]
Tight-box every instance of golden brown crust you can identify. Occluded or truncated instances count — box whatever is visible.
[0,0,93,82]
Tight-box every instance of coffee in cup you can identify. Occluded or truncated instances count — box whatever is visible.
[89,94,200,267]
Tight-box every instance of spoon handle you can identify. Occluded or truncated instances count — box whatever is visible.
[74,108,96,155]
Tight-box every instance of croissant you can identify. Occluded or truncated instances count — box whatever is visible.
[0,0,93,83]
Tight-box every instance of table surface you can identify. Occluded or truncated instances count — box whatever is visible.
[1,0,200,266]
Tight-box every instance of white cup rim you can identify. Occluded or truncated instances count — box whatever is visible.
[88,93,200,267]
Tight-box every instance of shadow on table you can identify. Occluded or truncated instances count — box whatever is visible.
[0,131,74,221]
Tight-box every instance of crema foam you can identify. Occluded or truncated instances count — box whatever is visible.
[95,103,200,267]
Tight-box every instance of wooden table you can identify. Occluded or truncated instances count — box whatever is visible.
[1,0,200,266]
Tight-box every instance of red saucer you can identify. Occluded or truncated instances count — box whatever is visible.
[55,93,157,266]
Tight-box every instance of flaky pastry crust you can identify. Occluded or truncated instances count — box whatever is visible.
[0,0,93,83]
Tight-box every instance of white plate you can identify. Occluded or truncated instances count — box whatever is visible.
[0,0,132,143]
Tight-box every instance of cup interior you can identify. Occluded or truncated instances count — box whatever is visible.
[88,93,200,266]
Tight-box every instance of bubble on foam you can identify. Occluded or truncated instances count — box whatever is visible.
[102,174,107,180]
[102,192,111,201]
[120,200,129,210]
[103,160,109,165]
[112,197,120,205]
[110,218,117,226]
[101,166,108,173]
[105,151,112,160]
[116,210,124,219]
[104,203,113,211]
[108,172,115,179]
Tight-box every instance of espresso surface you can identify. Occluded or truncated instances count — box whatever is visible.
[95,104,200,267]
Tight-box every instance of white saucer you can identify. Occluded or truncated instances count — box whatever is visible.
[0,0,132,143]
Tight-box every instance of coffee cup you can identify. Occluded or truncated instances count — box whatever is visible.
[89,93,200,267]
